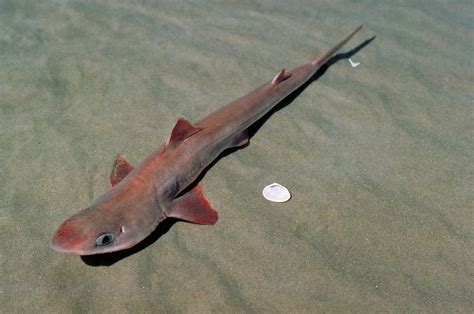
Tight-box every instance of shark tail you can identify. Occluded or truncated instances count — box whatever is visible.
[312,25,363,66]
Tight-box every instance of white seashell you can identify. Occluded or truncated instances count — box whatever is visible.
[348,58,360,68]
[262,183,291,203]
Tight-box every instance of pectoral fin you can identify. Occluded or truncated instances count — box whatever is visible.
[167,184,218,225]
[110,155,134,187]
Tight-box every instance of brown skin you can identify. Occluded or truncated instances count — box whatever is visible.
[52,25,363,255]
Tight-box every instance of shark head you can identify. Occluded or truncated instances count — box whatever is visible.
[51,203,159,255]
[51,136,218,256]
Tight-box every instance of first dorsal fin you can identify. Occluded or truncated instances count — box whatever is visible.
[166,118,202,150]
[110,155,134,187]
[271,69,291,85]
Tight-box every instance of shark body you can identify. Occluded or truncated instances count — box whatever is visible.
[52,25,363,255]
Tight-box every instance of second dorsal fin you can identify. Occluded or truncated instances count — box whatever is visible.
[166,118,202,150]
[271,69,291,85]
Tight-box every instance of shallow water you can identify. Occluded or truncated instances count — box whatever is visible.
[1,1,473,312]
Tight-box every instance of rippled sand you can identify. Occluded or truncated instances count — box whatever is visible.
[1,1,472,312]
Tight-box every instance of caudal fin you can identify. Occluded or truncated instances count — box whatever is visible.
[312,25,363,66]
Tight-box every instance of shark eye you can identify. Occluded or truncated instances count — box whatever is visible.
[95,232,115,247]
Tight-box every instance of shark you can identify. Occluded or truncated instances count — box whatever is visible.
[51,25,363,255]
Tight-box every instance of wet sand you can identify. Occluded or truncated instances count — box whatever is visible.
[1,1,472,312]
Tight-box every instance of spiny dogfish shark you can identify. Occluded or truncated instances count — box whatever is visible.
[52,25,363,255]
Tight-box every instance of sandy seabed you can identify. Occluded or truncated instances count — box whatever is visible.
[1,1,472,312]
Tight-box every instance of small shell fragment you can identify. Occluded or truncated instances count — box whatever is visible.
[348,58,360,68]
[262,183,291,203]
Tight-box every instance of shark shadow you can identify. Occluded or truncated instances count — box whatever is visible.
[81,36,375,266]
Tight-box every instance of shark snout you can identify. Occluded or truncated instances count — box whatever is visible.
[51,218,88,254]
